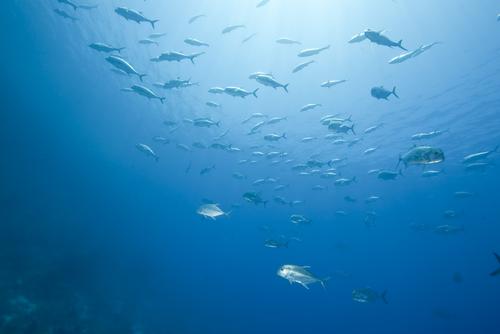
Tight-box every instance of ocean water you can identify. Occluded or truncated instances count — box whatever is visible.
[1,0,500,333]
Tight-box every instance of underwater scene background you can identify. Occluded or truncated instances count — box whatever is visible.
[1,0,500,333]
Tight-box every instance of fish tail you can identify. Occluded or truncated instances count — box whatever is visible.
[320,277,330,290]
[381,290,389,304]
[159,97,166,104]
[139,73,147,82]
[493,145,499,153]
[398,40,407,51]
[155,156,159,162]
[350,125,356,135]
[117,47,126,53]
[252,88,259,98]
[283,84,289,93]
[392,86,399,98]
[150,19,159,29]
[282,133,287,139]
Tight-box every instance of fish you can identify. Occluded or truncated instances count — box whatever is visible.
[176,143,192,152]
[222,25,246,34]
[264,133,286,141]
[197,203,229,220]
[136,144,159,162]
[377,170,402,180]
[334,177,356,186]
[465,162,493,172]
[364,123,384,134]
[206,101,221,108]
[149,33,167,39]
[300,103,322,112]
[453,191,473,199]
[242,33,257,44]
[106,56,146,81]
[157,78,198,90]
[184,38,210,47]
[371,86,399,100]
[256,0,271,8]
[399,146,445,167]
[224,87,259,98]
[193,118,220,128]
[254,75,289,92]
[462,146,498,164]
[232,172,247,180]
[57,0,78,10]
[151,51,205,64]
[352,288,388,304]
[364,29,406,50]
[328,123,355,134]
[89,43,125,53]
[78,4,98,10]
[301,137,317,143]
[188,14,206,24]
[243,192,267,205]
[363,147,379,155]
[422,170,444,177]
[264,239,288,249]
[348,32,367,43]
[389,42,441,64]
[290,214,311,225]
[434,225,464,235]
[490,253,500,276]
[163,120,177,127]
[443,210,457,219]
[208,87,225,94]
[276,38,301,45]
[138,39,159,46]
[200,165,215,175]
[152,136,170,144]
[277,265,329,289]
[249,71,273,80]
[344,196,357,203]
[123,85,165,104]
[312,185,327,191]
[292,60,315,73]
[274,184,289,191]
[267,116,287,124]
[298,45,330,57]
[274,196,290,206]
[365,196,380,203]
[192,142,207,149]
[115,7,159,29]
[321,79,347,88]
[411,129,448,140]
[53,9,77,22]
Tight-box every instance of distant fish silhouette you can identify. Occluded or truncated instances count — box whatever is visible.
[490,252,500,276]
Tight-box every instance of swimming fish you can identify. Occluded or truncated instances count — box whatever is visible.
[243,192,267,205]
[200,165,215,175]
[276,38,301,45]
[321,80,347,88]
[53,9,77,22]
[277,265,329,289]
[388,42,441,64]
[57,0,78,11]
[371,86,399,100]
[89,43,125,53]
[224,87,259,98]
[292,60,315,73]
[490,252,500,276]
[184,38,210,47]
[364,29,406,50]
[256,0,271,8]
[264,133,286,141]
[290,214,311,225]
[254,74,289,92]
[462,146,498,164]
[138,39,159,46]
[106,56,146,81]
[348,32,367,43]
[206,101,221,108]
[411,129,448,140]
[298,45,330,57]
[136,144,159,162]
[197,203,229,220]
[222,25,246,34]
[242,33,257,43]
[399,146,445,167]
[115,7,159,29]
[208,87,225,94]
[352,288,388,304]
[300,103,322,112]
[264,239,288,249]
[188,14,206,24]
[151,51,205,64]
[124,85,165,104]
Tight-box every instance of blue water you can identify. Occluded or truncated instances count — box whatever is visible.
[1,0,500,333]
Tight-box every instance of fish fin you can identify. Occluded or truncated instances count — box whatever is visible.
[381,290,389,304]
[252,88,259,98]
[392,86,399,98]
[494,252,500,264]
[490,268,500,277]
[397,40,407,51]
[150,19,159,29]
[155,156,159,162]
[300,283,310,290]
[283,84,289,93]
[320,277,330,290]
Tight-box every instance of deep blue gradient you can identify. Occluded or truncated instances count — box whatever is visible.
[1,1,500,333]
